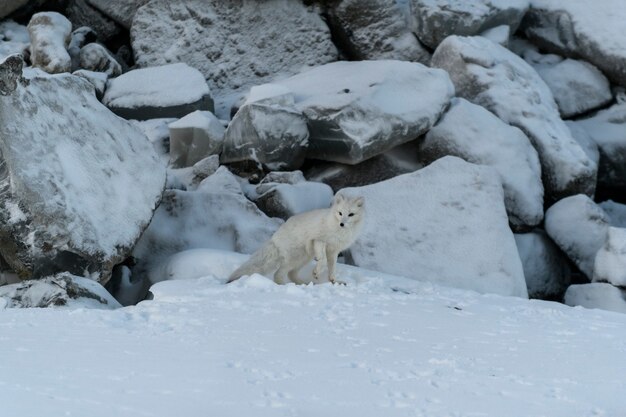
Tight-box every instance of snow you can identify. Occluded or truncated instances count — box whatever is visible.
[1,250,625,416]
[0,20,29,60]
[593,227,626,287]
[103,63,210,109]
[564,283,626,314]
[600,200,626,228]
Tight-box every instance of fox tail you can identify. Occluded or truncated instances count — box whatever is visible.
[227,241,280,283]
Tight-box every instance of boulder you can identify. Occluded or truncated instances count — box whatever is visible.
[27,12,72,74]
[410,0,529,49]
[0,273,121,309]
[79,43,122,77]
[343,156,528,298]
[593,227,626,287]
[564,283,626,314]
[86,0,150,29]
[418,98,543,230]
[0,20,29,61]
[480,25,510,47]
[72,69,107,99]
[273,60,454,165]
[514,230,571,300]
[0,1,29,19]
[221,85,309,170]
[103,63,213,120]
[168,111,225,168]
[131,0,337,114]
[0,56,166,283]
[431,35,596,202]
[68,26,97,71]
[599,201,626,228]
[64,0,121,44]
[167,155,220,191]
[571,103,626,190]
[544,195,610,279]
[326,0,429,62]
[565,121,600,169]
[521,0,626,87]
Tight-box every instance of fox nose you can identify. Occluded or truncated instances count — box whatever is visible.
[340,223,345,227]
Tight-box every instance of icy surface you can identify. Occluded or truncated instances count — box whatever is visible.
[564,283,626,314]
[593,227,626,287]
[344,156,528,298]
[1,250,625,415]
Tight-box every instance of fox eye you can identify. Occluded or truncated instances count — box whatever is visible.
[348,213,354,217]
[338,211,343,216]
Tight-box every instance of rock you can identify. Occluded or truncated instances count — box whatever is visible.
[565,121,600,169]
[304,141,423,192]
[103,63,213,120]
[0,58,166,283]
[86,0,150,29]
[28,12,72,74]
[544,195,610,279]
[167,155,220,191]
[480,24,510,46]
[273,60,454,165]
[68,26,97,71]
[521,49,612,118]
[0,20,29,61]
[0,1,29,19]
[0,54,24,95]
[79,43,122,77]
[593,227,626,287]
[564,283,626,314]
[72,69,107,99]
[599,201,626,228]
[521,0,626,87]
[571,103,626,190]
[131,0,337,115]
[514,230,571,300]
[343,156,528,298]
[431,35,596,203]
[64,0,122,44]
[168,111,224,168]
[0,273,121,309]
[132,117,176,161]
[418,98,543,230]
[326,0,430,62]
[410,0,529,49]
[221,85,309,170]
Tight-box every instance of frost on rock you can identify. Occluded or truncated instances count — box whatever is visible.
[593,227,626,287]
[168,111,224,169]
[419,98,543,230]
[431,35,596,203]
[0,20,29,61]
[27,12,72,74]
[86,0,150,29]
[274,60,454,165]
[522,0,626,87]
[599,201,626,228]
[326,0,430,63]
[571,103,626,190]
[103,63,213,120]
[131,0,337,109]
[410,0,529,49]
[344,156,528,298]
[564,283,626,314]
[544,195,610,279]
[0,273,120,309]
[514,230,570,300]
[79,43,122,77]
[0,58,166,283]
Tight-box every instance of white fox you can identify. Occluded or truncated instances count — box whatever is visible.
[227,194,365,284]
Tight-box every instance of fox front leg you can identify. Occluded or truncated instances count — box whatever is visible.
[312,240,326,281]
[326,247,339,284]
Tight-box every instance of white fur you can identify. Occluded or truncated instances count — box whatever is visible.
[227,194,365,284]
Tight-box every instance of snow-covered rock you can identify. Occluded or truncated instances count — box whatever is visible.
[343,156,528,298]
[0,0,29,19]
[103,63,213,120]
[168,111,224,169]
[86,0,149,29]
[599,201,626,228]
[68,26,96,71]
[593,227,626,287]
[572,103,626,189]
[514,231,570,300]
[0,58,165,283]
[131,0,337,113]
[564,283,626,314]
[419,98,543,230]
[521,0,626,87]
[221,86,309,170]
[27,12,72,74]
[273,60,454,165]
[64,0,121,45]
[72,69,107,99]
[132,117,176,160]
[326,0,430,62]
[410,0,529,49]
[565,121,600,169]
[79,43,121,77]
[167,155,220,191]
[544,195,610,279]
[0,54,24,95]
[431,35,596,202]
[480,24,510,46]
[0,273,120,309]
[0,20,29,61]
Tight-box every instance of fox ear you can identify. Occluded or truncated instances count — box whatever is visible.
[355,197,364,207]
[333,194,345,205]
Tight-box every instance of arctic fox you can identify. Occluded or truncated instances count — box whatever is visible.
[227,194,365,284]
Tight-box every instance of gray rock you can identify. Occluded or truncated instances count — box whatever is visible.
[0,0,29,19]
[79,43,121,77]
[599,200,626,228]
[480,24,510,47]
[326,0,430,62]
[545,195,610,279]
[431,35,596,203]
[103,63,214,120]
[72,69,107,99]
[514,230,571,300]
[86,0,150,29]
[64,0,121,44]
[68,26,97,71]
[593,227,626,287]
[0,57,165,283]
[419,98,543,230]
[565,121,600,169]
[564,283,626,314]
[0,54,24,95]
[167,155,220,191]
[168,111,225,168]
[28,12,72,74]
[0,273,121,309]
[410,0,529,49]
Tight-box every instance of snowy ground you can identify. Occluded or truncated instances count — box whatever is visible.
[1,252,625,417]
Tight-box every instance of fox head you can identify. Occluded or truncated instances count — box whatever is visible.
[332,194,365,229]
